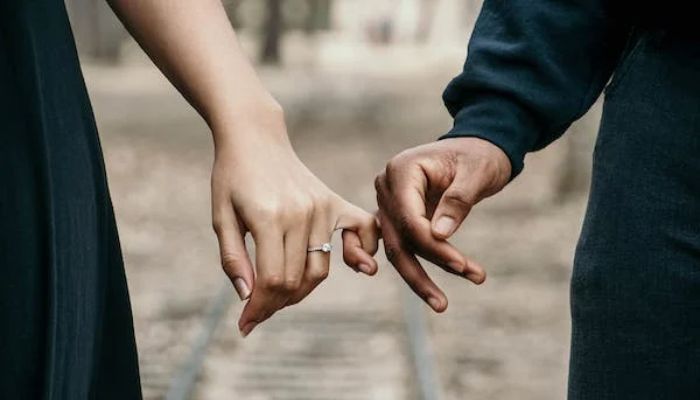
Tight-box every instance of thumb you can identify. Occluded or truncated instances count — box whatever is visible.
[431,175,477,240]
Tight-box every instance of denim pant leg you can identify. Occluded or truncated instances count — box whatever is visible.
[568,31,700,399]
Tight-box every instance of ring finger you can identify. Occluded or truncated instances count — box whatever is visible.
[287,213,333,305]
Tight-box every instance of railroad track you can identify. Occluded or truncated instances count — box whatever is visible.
[161,281,443,400]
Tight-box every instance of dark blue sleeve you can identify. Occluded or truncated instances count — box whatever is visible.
[440,0,631,178]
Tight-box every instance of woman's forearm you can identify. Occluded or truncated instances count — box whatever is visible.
[109,1,380,336]
[108,0,284,147]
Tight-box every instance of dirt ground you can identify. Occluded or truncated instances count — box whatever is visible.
[84,36,601,400]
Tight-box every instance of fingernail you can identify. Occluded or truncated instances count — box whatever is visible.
[358,263,373,274]
[427,297,443,311]
[233,278,251,301]
[240,321,258,337]
[434,216,456,237]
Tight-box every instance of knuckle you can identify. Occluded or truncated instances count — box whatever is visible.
[212,219,224,234]
[366,241,379,256]
[311,268,329,283]
[259,309,277,324]
[288,198,315,222]
[342,253,354,266]
[360,213,378,231]
[262,274,285,291]
[384,157,404,177]
[479,155,502,177]
[221,252,245,271]
[299,197,317,215]
[384,245,399,262]
[286,297,301,306]
[256,204,284,222]
[405,274,431,296]
[386,148,421,174]
[374,172,386,192]
[444,189,473,209]
[397,214,418,235]
[283,277,302,292]
[311,193,333,215]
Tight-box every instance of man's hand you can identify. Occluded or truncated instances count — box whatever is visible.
[375,137,511,312]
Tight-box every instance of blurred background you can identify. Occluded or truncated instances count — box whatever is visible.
[65,1,602,399]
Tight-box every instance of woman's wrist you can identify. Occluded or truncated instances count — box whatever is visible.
[209,94,291,154]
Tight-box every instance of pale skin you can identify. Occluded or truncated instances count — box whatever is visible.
[108,0,379,336]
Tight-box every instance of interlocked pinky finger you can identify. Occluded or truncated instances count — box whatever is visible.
[342,230,377,275]
[336,205,380,255]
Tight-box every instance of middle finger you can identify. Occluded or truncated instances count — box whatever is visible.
[239,226,288,336]
[378,171,482,283]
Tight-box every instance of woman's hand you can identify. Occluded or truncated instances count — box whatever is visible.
[210,106,379,337]
[107,0,378,336]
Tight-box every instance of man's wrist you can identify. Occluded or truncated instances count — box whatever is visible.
[441,136,512,190]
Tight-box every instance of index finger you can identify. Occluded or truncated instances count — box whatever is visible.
[381,167,483,283]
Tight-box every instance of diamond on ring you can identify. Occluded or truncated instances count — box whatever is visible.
[308,243,333,253]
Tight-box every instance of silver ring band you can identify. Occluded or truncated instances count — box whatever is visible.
[307,243,333,253]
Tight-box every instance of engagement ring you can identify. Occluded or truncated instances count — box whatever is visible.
[307,243,333,253]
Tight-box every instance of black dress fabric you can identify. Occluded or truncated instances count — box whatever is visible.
[0,0,141,398]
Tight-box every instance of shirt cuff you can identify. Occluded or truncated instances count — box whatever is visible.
[438,94,541,180]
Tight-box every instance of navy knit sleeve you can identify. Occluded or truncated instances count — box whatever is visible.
[440,0,631,178]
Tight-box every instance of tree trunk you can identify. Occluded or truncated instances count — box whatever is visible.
[260,0,283,65]
[304,0,332,34]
